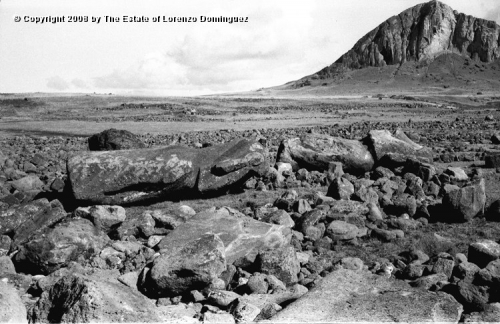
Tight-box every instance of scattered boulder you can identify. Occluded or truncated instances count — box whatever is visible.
[30,271,187,323]
[0,199,67,251]
[266,269,462,322]
[326,220,359,241]
[326,177,354,200]
[157,207,291,266]
[68,138,269,204]
[74,205,126,233]
[444,167,469,181]
[276,133,374,174]
[10,175,44,192]
[88,128,146,151]
[468,240,500,268]
[14,218,109,275]
[143,233,226,297]
[364,130,433,168]
[442,179,486,222]
[257,246,300,286]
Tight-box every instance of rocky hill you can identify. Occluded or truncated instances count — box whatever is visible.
[278,0,500,94]
[321,0,499,76]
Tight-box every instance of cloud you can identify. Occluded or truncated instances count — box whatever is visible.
[91,3,316,94]
[46,76,70,91]
[71,78,88,89]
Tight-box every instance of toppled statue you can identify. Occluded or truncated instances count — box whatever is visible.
[67,138,269,205]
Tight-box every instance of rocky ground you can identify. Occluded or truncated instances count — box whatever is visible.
[2,110,500,323]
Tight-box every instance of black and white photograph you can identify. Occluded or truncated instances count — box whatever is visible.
[1,0,500,322]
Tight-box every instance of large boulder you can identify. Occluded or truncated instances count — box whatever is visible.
[0,199,67,252]
[276,133,374,174]
[87,128,146,151]
[364,130,433,168]
[30,270,196,323]
[143,233,226,297]
[0,281,28,323]
[10,175,44,193]
[265,269,462,323]
[157,207,291,266]
[14,218,109,275]
[442,179,486,222]
[257,246,300,286]
[468,240,500,268]
[67,138,269,205]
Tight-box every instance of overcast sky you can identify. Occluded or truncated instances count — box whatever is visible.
[1,0,499,96]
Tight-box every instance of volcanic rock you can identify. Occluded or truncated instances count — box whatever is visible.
[257,246,300,286]
[0,198,67,251]
[143,233,226,297]
[157,207,291,266]
[327,177,354,200]
[442,178,486,221]
[364,130,433,167]
[30,270,192,323]
[468,240,500,268]
[14,218,109,274]
[276,133,374,174]
[68,137,269,204]
[88,128,146,151]
[265,268,463,323]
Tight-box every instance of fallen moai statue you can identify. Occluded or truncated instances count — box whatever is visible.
[276,129,433,173]
[67,138,269,205]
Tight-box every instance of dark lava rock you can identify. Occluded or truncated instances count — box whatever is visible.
[88,128,146,151]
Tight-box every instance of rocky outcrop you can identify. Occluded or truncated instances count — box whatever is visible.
[88,128,145,151]
[67,138,269,205]
[276,133,374,174]
[265,268,463,323]
[316,0,500,78]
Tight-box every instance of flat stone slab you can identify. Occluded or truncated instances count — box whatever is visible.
[264,268,462,323]
[157,207,291,265]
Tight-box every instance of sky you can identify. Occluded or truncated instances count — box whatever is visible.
[0,0,499,96]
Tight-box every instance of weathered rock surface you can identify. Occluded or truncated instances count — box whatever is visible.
[67,138,269,204]
[143,233,226,297]
[468,240,500,268]
[265,268,463,323]
[88,128,146,151]
[157,207,291,266]
[442,178,486,221]
[257,246,300,286]
[0,199,67,252]
[0,280,28,324]
[74,205,126,234]
[276,133,374,174]
[365,130,433,167]
[316,0,500,77]
[30,270,196,323]
[14,218,109,275]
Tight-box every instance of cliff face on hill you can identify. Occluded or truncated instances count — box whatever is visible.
[317,0,500,78]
